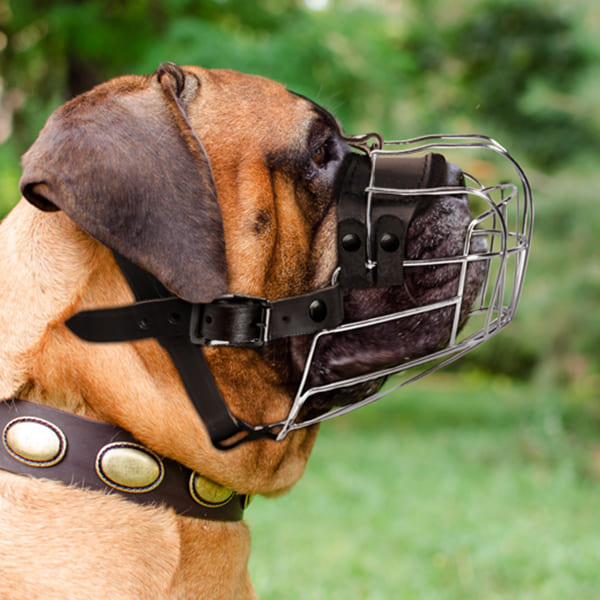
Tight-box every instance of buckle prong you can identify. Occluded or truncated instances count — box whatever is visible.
[260,302,272,345]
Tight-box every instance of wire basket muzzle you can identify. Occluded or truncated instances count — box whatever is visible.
[276,134,533,439]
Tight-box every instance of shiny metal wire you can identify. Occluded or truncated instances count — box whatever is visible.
[276,134,533,439]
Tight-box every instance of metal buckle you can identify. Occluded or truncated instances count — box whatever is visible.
[189,295,272,347]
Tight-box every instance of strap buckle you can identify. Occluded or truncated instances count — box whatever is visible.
[189,295,272,348]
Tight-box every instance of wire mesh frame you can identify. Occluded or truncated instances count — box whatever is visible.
[275,134,534,439]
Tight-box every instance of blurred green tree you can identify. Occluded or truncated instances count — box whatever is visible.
[405,0,599,167]
[2,0,596,168]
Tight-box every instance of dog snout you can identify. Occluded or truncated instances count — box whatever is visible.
[294,162,486,416]
[446,161,465,187]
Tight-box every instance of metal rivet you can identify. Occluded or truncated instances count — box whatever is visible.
[380,232,400,252]
[341,232,361,252]
[96,443,164,493]
[189,472,234,507]
[3,418,66,467]
[309,299,328,323]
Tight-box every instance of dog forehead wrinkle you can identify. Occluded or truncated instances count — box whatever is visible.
[189,69,313,158]
[196,68,296,122]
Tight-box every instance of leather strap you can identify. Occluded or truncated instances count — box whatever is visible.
[65,254,344,449]
[336,152,448,288]
[66,287,344,347]
[111,253,246,448]
[336,153,373,288]
[0,399,248,520]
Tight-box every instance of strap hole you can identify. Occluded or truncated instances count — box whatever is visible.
[138,318,150,330]
[205,315,213,324]
[168,312,181,325]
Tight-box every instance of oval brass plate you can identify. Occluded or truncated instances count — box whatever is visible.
[3,417,67,467]
[96,442,164,493]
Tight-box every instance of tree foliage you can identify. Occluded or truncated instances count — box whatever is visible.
[405,0,599,166]
[1,0,597,167]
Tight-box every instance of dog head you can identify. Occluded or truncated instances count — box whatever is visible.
[17,63,486,493]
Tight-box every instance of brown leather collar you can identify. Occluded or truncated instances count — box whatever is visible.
[0,399,249,521]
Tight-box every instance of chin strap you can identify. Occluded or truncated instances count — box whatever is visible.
[66,253,345,449]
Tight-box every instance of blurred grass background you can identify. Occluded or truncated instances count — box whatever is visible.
[1,0,599,597]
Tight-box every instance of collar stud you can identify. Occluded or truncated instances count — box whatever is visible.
[3,417,67,467]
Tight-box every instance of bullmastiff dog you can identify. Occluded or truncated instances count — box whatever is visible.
[0,63,483,598]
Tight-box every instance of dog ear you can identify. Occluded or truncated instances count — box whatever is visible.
[19,63,227,303]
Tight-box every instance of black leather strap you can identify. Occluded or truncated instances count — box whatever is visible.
[270,286,344,339]
[336,152,448,288]
[111,253,246,448]
[0,399,248,520]
[67,286,344,347]
[336,153,373,288]
[67,297,192,342]
[65,255,345,448]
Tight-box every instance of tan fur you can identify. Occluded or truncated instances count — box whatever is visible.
[0,67,331,598]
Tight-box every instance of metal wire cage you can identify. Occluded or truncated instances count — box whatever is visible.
[276,134,534,439]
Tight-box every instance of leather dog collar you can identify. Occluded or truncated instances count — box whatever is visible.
[0,399,249,521]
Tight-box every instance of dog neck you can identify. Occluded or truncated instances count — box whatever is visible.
[0,202,97,402]
[0,202,264,596]
[1,200,318,493]
[0,466,256,598]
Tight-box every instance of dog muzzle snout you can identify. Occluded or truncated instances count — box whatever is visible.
[67,133,533,449]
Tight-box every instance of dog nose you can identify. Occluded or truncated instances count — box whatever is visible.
[443,161,470,211]
[446,161,465,187]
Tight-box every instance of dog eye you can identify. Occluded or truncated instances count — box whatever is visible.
[311,140,332,167]
[311,143,328,167]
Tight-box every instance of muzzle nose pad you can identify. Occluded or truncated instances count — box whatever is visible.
[336,150,452,290]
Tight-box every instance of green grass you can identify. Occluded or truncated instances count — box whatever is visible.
[246,373,600,599]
